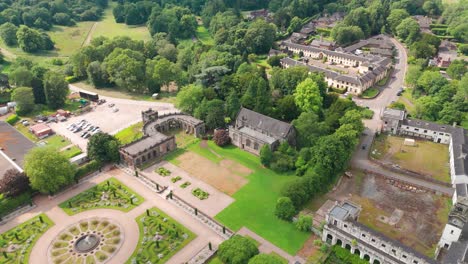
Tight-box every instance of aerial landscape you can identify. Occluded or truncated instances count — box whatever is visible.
[0,0,466,263]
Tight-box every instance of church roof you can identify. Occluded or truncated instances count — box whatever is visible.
[235,108,293,140]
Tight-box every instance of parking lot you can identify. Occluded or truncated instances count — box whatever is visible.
[49,95,176,151]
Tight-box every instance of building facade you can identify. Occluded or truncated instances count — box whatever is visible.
[323,201,437,264]
[229,108,295,155]
[119,109,204,167]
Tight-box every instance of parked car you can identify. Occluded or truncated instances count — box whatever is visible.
[112,108,119,113]
[108,103,115,108]
[84,133,91,139]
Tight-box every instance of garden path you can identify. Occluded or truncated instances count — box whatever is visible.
[0,168,225,264]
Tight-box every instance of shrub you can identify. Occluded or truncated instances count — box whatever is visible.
[0,169,30,197]
[191,188,209,200]
[274,197,296,220]
[156,167,171,176]
[213,129,230,146]
[171,176,182,183]
[259,145,272,166]
[65,76,79,83]
[0,192,31,217]
[75,160,101,180]
[295,215,312,232]
[6,114,19,125]
[218,235,259,264]
[248,254,283,264]
[180,181,191,188]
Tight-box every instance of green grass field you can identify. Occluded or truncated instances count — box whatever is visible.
[361,88,379,99]
[0,214,54,263]
[115,122,144,144]
[182,141,310,255]
[91,5,151,42]
[49,23,95,56]
[195,25,215,46]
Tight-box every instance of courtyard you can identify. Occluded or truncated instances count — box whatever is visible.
[0,169,224,264]
[370,134,451,183]
[307,169,451,258]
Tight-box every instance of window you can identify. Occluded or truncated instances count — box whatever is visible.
[361,234,366,237]
[406,126,409,129]
[451,230,454,235]
[254,143,259,150]
[371,239,375,242]
[381,244,386,248]
[414,128,419,131]
[384,121,388,124]
[333,220,337,225]
[402,255,407,259]
[424,130,427,133]
[233,134,238,141]
[439,132,444,135]
[392,249,396,254]
[413,261,418,264]
[246,139,251,147]
[344,224,348,228]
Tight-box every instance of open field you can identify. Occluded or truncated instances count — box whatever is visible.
[91,5,151,42]
[371,134,450,183]
[323,169,450,257]
[184,141,309,254]
[49,23,95,56]
[195,25,214,45]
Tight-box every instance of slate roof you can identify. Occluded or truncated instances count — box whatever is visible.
[443,240,468,264]
[235,108,293,141]
[120,133,171,156]
[238,126,277,144]
[0,121,35,170]
[281,42,369,62]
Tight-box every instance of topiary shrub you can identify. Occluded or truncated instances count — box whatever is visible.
[218,235,259,264]
[213,129,230,146]
[274,197,296,221]
[6,114,19,125]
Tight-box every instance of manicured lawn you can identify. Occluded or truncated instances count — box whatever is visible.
[114,122,144,144]
[0,191,32,217]
[397,88,416,114]
[91,5,151,42]
[38,134,83,158]
[59,178,144,215]
[371,134,450,183]
[0,214,54,263]
[196,25,215,45]
[14,123,38,142]
[361,87,379,98]
[196,142,310,255]
[127,207,196,264]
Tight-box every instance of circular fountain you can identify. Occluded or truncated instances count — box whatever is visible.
[74,234,101,253]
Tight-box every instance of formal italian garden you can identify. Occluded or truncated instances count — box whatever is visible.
[127,207,195,264]
[48,217,123,264]
[0,214,53,264]
[59,178,144,215]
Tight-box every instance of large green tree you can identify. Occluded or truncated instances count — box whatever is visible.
[11,87,35,115]
[218,235,259,264]
[386,9,410,34]
[396,18,420,44]
[176,84,204,114]
[248,254,284,264]
[243,19,277,54]
[87,133,120,163]
[0,22,18,46]
[24,147,76,194]
[43,71,68,109]
[275,196,296,220]
[294,78,323,113]
[104,48,146,92]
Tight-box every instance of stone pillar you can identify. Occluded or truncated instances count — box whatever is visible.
[359,251,365,259]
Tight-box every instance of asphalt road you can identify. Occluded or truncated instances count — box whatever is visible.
[350,38,454,196]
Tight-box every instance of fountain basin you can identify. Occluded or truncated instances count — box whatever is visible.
[74,234,100,253]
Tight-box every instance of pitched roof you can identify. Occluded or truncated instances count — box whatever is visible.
[235,108,293,140]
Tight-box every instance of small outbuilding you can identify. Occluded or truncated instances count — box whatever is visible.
[404,138,416,146]
[29,123,53,139]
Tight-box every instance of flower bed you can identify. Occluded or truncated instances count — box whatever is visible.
[171,176,182,183]
[180,182,191,188]
[127,207,196,264]
[156,167,171,177]
[191,188,209,200]
[0,214,53,263]
[59,178,144,215]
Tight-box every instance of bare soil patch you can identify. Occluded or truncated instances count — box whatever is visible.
[323,170,450,257]
[176,152,250,195]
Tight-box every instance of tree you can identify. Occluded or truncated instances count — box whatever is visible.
[423,0,443,16]
[87,133,120,163]
[386,9,409,34]
[218,235,259,264]
[416,71,448,95]
[243,19,277,54]
[87,61,108,87]
[248,254,283,264]
[176,85,204,114]
[295,215,312,232]
[275,197,296,220]
[451,23,468,43]
[16,26,44,52]
[396,18,420,44]
[0,22,18,46]
[0,169,30,197]
[292,112,327,148]
[447,60,467,80]
[213,129,230,146]
[24,148,76,194]
[331,25,365,46]
[281,179,309,208]
[287,16,302,33]
[260,145,273,166]
[339,110,364,133]
[11,87,35,115]
[43,71,68,109]
[225,90,241,120]
[294,78,323,113]
[410,41,436,59]
[275,95,300,121]
[151,57,181,91]
[204,99,226,129]
[104,48,146,92]
[9,66,33,87]
[342,7,371,36]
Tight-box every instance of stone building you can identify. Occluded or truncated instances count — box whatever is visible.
[322,201,437,264]
[280,41,392,95]
[229,108,295,155]
[381,108,468,261]
[119,109,205,167]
